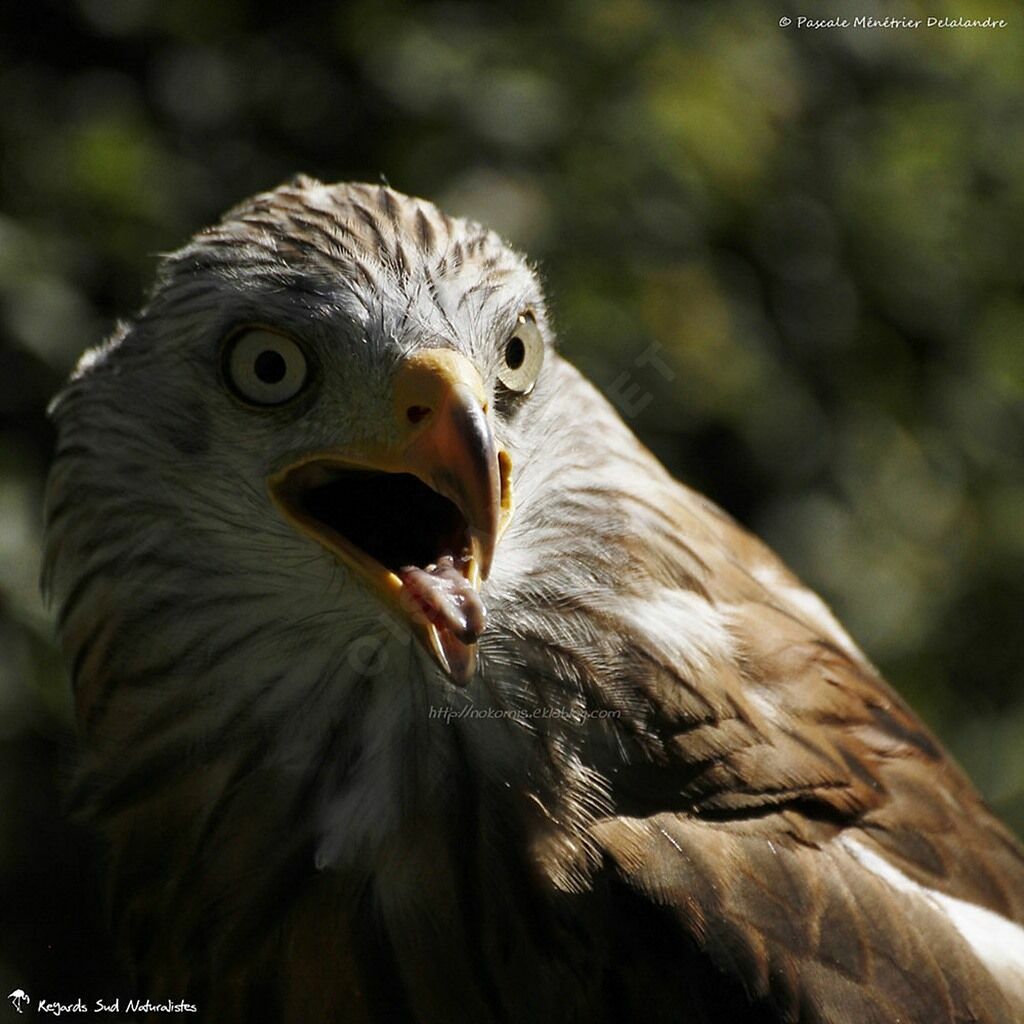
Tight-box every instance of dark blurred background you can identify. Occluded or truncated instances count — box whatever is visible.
[1,0,1022,1007]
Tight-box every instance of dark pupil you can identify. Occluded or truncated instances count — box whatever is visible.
[254,349,287,384]
[505,337,526,370]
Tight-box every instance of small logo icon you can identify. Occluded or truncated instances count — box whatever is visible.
[8,989,30,1013]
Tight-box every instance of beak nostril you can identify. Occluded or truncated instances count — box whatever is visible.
[407,405,431,425]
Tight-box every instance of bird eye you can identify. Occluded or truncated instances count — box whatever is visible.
[497,313,544,394]
[225,329,309,406]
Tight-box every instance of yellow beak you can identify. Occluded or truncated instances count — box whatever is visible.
[269,349,513,683]
[392,350,506,578]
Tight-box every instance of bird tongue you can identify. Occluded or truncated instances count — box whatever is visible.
[398,554,486,685]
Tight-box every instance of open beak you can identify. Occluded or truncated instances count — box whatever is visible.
[269,349,513,685]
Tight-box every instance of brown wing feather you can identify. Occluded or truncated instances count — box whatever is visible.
[583,459,1024,1023]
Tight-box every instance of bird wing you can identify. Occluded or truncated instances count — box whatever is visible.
[581,470,1024,1023]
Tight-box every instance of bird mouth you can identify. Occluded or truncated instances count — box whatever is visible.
[269,347,512,685]
[280,463,474,577]
[270,453,512,684]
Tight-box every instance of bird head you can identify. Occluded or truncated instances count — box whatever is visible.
[49,178,552,675]
[43,177,619,872]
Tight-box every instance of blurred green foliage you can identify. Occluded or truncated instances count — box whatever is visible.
[1,0,1022,1003]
